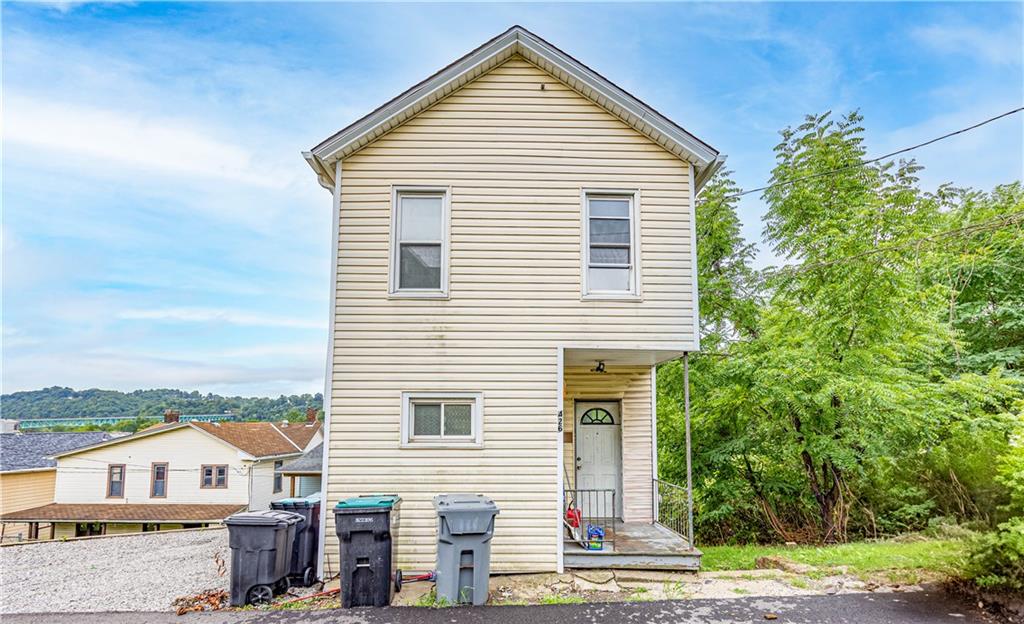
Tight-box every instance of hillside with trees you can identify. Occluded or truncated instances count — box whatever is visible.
[0,387,323,422]
[657,111,1023,593]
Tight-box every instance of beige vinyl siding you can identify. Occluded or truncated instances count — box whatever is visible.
[326,56,693,573]
[562,366,653,523]
[105,523,145,535]
[55,428,250,506]
[248,460,292,511]
[53,522,76,539]
[0,470,57,542]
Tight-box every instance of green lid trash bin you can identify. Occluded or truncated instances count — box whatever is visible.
[433,494,499,606]
[225,510,304,606]
[334,495,401,608]
[270,497,321,587]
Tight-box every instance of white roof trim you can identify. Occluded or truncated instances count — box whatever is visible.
[305,26,721,191]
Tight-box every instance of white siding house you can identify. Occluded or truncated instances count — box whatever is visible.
[2,417,321,538]
[305,26,720,576]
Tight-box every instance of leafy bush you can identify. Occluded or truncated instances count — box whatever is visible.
[967,517,1024,592]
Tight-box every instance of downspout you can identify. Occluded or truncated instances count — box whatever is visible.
[684,352,694,546]
[316,158,343,581]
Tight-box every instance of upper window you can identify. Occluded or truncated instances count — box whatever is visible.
[107,464,125,498]
[401,392,483,447]
[201,464,228,489]
[273,460,284,494]
[583,191,639,297]
[390,187,449,297]
[151,463,168,498]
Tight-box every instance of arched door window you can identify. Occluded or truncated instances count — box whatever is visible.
[579,408,615,425]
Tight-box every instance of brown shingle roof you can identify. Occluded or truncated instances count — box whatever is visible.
[277,421,322,451]
[191,422,303,458]
[1,503,245,523]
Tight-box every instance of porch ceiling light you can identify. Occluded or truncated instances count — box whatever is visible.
[592,361,606,373]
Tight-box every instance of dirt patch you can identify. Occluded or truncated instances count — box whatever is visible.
[390,567,932,607]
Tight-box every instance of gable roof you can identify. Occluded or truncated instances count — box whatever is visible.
[304,25,724,191]
[276,421,322,451]
[277,442,322,475]
[54,421,309,460]
[0,432,116,472]
[192,421,316,457]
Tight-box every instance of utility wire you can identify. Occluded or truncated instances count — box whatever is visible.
[722,107,1024,200]
[774,209,1024,275]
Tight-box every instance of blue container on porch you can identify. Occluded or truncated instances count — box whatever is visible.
[585,524,605,550]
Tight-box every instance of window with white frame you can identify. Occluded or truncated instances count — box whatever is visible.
[401,392,483,446]
[390,188,449,296]
[583,191,639,296]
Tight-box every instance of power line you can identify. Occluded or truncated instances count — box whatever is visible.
[775,209,1024,275]
[722,107,1024,200]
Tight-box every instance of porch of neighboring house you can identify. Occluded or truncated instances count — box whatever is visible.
[561,349,700,570]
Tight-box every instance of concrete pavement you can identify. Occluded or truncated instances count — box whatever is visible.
[2,589,999,624]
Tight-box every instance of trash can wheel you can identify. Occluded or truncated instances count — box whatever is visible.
[302,567,316,587]
[247,584,274,605]
[274,576,290,594]
[394,569,403,593]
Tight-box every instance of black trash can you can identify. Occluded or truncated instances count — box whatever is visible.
[334,495,401,608]
[224,509,304,606]
[271,494,321,586]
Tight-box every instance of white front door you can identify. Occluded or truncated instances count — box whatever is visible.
[574,401,623,519]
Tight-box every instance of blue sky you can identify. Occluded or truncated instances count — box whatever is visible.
[2,2,1022,397]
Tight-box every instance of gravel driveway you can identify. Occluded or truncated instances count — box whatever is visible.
[0,528,229,613]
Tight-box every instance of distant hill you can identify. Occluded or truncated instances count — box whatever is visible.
[0,386,323,421]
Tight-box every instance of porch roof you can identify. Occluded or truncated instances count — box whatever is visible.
[564,347,689,367]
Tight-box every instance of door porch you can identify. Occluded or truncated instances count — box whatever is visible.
[560,349,698,571]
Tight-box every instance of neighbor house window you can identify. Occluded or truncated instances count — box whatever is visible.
[401,392,483,447]
[201,465,228,489]
[390,187,449,297]
[582,191,640,296]
[273,461,284,493]
[107,464,125,498]
[151,463,168,498]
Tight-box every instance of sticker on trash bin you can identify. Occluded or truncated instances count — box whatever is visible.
[354,517,373,523]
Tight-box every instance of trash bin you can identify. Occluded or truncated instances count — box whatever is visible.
[334,495,401,608]
[224,509,304,606]
[433,494,499,606]
[271,495,321,587]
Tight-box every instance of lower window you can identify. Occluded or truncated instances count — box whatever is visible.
[401,392,483,446]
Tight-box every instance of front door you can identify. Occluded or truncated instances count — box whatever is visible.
[575,401,623,518]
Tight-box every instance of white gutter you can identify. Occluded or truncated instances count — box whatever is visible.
[316,158,342,581]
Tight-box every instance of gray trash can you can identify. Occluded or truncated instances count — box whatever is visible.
[271,495,320,587]
[224,509,304,606]
[334,495,401,608]
[433,494,499,606]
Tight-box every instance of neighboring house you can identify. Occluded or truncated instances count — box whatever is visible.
[304,26,720,576]
[277,442,322,498]
[0,432,114,542]
[0,412,322,539]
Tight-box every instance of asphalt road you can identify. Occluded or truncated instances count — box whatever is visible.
[3,589,999,624]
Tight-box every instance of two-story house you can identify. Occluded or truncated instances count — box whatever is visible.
[304,26,721,576]
[0,412,321,539]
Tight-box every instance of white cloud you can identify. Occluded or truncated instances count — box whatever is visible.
[3,94,294,189]
[116,307,326,330]
[912,23,1022,66]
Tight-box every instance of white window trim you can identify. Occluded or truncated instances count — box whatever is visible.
[580,188,642,300]
[389,185,451,299]
[401,391,483,448]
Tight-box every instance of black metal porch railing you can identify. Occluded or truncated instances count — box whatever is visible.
[562,488,616,550]
[654,478,693,545]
